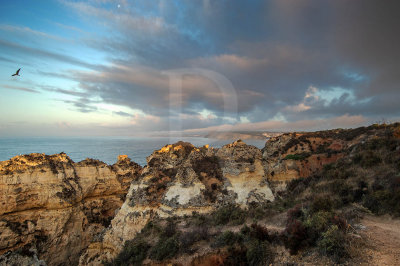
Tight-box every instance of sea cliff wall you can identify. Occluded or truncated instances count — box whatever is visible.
[0,153,141,265]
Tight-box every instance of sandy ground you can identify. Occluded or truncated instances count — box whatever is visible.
[360,215,400,266]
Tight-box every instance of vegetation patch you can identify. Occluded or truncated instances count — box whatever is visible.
[284,152,310,161]
[149,236,180,261]
[282,203,350,262]
[106,239,150,266]
[211,204,247,225]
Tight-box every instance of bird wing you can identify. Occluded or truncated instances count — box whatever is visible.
[16,68,21,75]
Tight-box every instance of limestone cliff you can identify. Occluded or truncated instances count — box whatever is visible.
[79,140,275,265]
[0,153,141,265]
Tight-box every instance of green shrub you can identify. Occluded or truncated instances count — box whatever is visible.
[317,225,348,260]
[283,204,350,256]
[303,211,334,243]
[361,151,382,167]
[108,239,150,266]
[224,245,248,265]
[140,220,162,236]
[311,197,333,213]
[149,236,179,261]
[240,224,251,235]
[246,240,274,266]
[212,231,243,248]
[188,212,209,226]
[287,204,305,222]
[363,189,400,216]
[304,211,332,233]
[212,204,246,225]
[246,202,271,220]
[284,153,310,161]
[160,218,176,238]
[282,219,308,254]
[179,226,209,254]
[323,163,334,171]
[249,223,270,242]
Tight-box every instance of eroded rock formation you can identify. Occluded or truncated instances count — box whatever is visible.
[79,140,275,265]
[0,153,141,265]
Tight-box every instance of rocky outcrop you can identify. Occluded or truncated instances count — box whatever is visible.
[262,124,396,192]
[0,153,141,265]
[79,140,275,265]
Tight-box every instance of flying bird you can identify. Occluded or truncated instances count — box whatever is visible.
[12,68,21,77]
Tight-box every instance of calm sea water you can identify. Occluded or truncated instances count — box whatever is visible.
[0,137,267,166]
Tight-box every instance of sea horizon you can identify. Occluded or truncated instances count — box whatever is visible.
[0,136,267,166]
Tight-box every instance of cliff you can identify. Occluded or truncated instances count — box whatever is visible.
[1,123,399,265]
[0,153,141,265]
[79,140,275,265]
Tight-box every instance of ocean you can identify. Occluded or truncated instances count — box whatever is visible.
[0,137,267,166]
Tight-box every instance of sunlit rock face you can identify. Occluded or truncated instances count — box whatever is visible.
[0,153,142,266]
[80,140,275,265]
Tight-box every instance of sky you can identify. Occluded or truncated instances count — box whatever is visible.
[0,0,399,137]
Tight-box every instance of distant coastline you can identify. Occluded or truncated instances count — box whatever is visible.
[204,131,284,140]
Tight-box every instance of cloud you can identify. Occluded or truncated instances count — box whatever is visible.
[40,85,89,97]
[0,24,67,42]
[0,39,99,70]
[59,1,399,131]
[192,54,269,70]
[4,0,394,136]
[113,111,132,117]
[63,98,98,113]
[184,114,367,133]
[2,84,40,94]
[284,86,319,112]
[0,55,17,64]
[54,22,86,34]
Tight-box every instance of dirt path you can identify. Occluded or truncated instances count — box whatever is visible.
[360,215,400,265]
